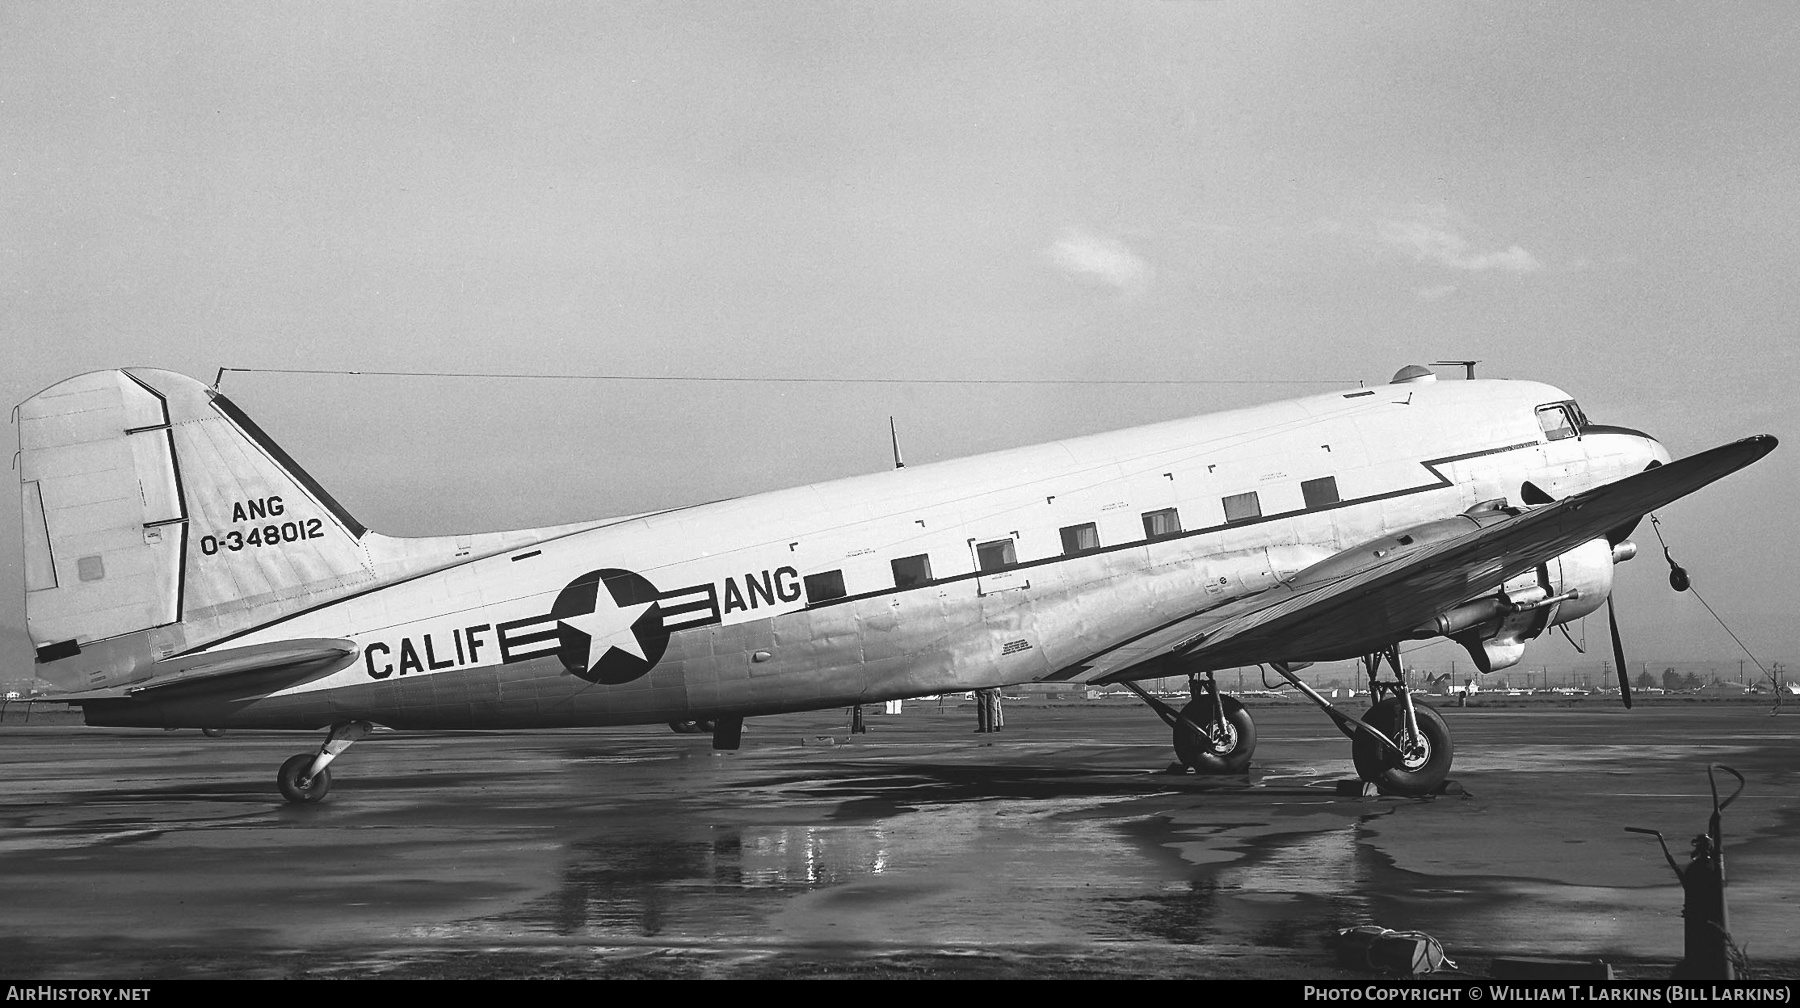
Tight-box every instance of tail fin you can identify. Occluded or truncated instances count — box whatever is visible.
[17,369,377,685]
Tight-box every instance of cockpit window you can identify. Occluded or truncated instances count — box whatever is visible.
[1536,403,1579,441]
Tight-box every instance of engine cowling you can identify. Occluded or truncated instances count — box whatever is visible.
[1544,537,1632,625]
[1411,537,1636,673]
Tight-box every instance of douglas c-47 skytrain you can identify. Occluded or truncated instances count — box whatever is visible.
[14,366,1775,801]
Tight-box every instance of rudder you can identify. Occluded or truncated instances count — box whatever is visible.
[18,369,377,683]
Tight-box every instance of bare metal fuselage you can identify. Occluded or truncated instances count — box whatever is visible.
[29,371,1663,731]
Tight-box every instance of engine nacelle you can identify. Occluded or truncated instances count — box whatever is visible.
[1411,537,1636,673]
[1542,536,1631,625]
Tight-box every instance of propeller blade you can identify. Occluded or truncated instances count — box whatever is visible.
[1608,595,1632,709]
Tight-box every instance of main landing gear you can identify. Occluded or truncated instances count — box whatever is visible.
[1130,647,1455,795]
[1347,648,1453,794]
[1265,647,1454,796]
[277,721,373,804]
[1125,673,1258,774]
[1352,694,1453,795]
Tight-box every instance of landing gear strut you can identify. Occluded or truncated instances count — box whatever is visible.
[278,721,373,804]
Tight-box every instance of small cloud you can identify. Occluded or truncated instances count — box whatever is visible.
[1377,207,1542,273]
[1415,284,1459,301]
[1043,227,1151,297]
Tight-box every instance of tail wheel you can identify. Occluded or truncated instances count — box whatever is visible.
[1173,694,1256,773]
[1351,697,1453,796]
[278,753,331,804]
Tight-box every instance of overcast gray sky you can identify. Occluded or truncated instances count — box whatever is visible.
[4,2,1796,680]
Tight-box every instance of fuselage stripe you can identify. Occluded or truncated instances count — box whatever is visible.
[172,438,1541,661]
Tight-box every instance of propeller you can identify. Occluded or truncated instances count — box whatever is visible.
[1607,594,1632,709]
[1605,512,1698,708]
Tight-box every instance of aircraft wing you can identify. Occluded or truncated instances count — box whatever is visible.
[1046,436,1775,685]
[41,638,360,701]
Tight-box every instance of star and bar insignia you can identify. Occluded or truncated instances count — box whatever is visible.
[552,568,672,684]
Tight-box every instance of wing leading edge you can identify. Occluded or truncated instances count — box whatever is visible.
[1045,435,1776,685]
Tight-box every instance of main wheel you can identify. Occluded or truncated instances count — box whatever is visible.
[278,753,331,804]
[1351,697,1453,796]
[669,720,716,734]
[1173,694,1256,773]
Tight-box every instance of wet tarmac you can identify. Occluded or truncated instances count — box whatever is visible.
[1,699,1797,981]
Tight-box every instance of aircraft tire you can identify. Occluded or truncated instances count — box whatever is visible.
[1351,698,1453,796]
[201,727,227,738]
[669,720,717,734]
[1173,694,1255,773]
[277,754,331,804]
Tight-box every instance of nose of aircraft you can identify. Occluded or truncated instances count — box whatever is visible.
[1583,422,1672,470]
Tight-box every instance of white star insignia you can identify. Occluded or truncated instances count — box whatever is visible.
[560,596,655,664]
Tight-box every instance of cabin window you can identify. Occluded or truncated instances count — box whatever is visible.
[803,570,847,604]
[1301,476,1340,509]
[975,539,1017,572]
[1222,491,1262,524]
[1141,508,1181,539]
[891,553,933,588]
[1536,404,1578,441]
[1060,522,1099,554]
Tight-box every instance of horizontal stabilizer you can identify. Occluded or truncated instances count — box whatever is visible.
[44,638,359,702]
[142,638,359,690]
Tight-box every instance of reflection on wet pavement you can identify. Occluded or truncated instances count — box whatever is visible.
[1,703,1796,980]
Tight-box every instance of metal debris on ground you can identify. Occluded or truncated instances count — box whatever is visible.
[1334,925,1455,975]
